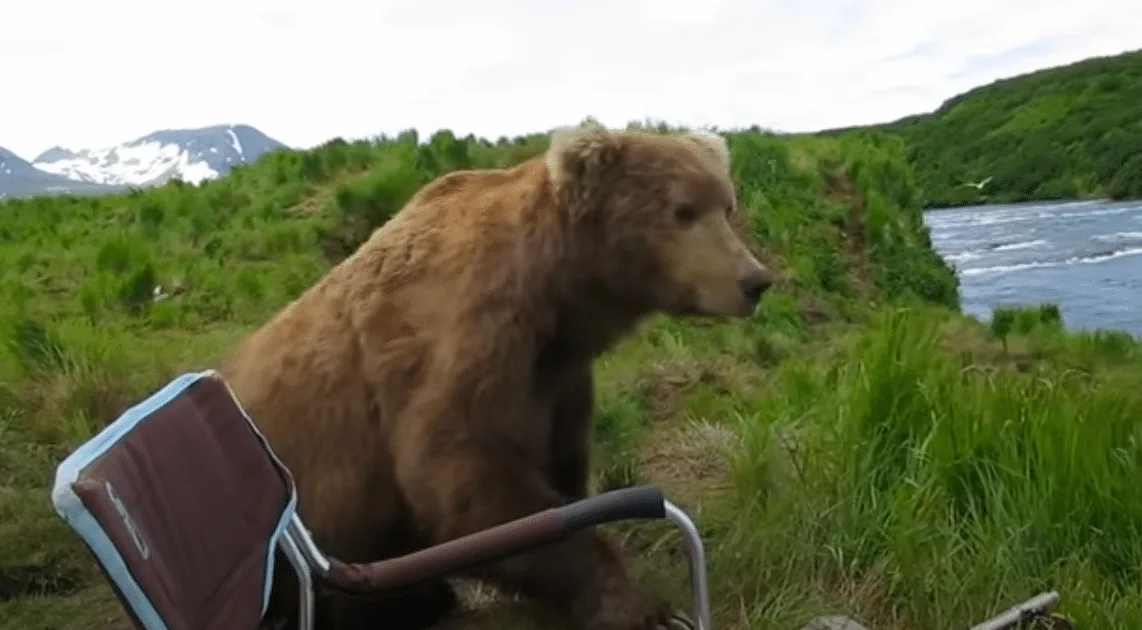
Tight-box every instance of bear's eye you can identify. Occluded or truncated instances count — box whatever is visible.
[675,204,699,224]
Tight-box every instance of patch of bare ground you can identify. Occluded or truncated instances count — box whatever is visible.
[636,359,705,422]
[639,420,738,510]
[821,167,873,300]
[637,355,769,421]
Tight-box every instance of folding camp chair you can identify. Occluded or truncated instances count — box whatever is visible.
[49,369,713,630]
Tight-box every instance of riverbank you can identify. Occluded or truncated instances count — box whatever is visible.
[924,197,1142,337]
[3,125,1142,629]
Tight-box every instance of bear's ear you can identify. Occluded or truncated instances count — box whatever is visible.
[545,124,624,194]
[680,130,731,175]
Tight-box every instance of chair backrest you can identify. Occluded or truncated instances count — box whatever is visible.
[50,369,300,630]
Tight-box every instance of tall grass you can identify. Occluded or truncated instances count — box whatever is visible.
[713,306,1142,628]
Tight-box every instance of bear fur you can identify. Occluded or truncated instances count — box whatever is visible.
[220,124,772,630]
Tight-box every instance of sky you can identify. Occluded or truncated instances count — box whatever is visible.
[2,0,1139,160]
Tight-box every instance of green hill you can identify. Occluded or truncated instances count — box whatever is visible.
[830,48,1142,208]
[3,123,1142,629]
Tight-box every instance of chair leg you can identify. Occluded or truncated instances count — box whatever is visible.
[279,534,316,630]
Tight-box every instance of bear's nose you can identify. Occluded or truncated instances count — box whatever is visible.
[739,272,772,305]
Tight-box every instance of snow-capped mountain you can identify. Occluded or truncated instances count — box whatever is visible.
[0,146,121,200]
[31,124,285,189]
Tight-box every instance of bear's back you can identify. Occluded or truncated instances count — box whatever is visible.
[216,153,559,460]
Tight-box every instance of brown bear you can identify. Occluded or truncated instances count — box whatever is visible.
[219,123,772,630]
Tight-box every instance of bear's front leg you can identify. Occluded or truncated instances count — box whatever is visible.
[396,441,674,630]
[548,364,594,502]
[392,365,677,630]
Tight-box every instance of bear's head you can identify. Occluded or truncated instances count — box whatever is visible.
[545,124,771,319]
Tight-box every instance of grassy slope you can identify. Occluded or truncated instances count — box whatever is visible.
[2,123,1142,629]
[823,48,1142,208]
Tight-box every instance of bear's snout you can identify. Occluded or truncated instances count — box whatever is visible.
[734,244,771,310]
[738,270,772,306]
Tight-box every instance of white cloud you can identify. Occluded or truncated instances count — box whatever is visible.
[1,0,1138,159]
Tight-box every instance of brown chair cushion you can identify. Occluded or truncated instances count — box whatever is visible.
[51,370,299,630]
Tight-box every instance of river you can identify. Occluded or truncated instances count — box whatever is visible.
[923,198,1142,336]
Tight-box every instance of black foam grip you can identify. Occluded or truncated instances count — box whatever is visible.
[555,485,666,533]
